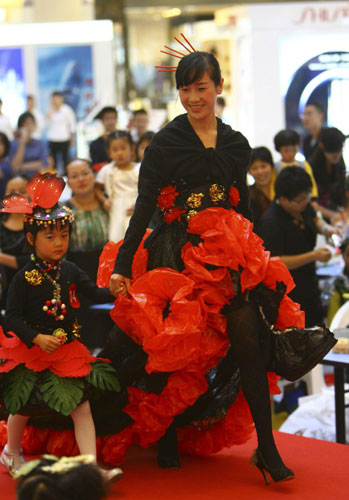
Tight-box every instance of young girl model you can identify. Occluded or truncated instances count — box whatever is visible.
[96,131,139,242]
[0,173,122,483]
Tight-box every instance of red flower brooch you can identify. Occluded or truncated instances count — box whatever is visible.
[229,186,240,207]
[157,185,185,224]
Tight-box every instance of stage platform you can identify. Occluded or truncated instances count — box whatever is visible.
[1,431,348,499]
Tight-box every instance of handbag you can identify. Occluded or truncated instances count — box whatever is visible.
[270,326,337,381]
[248,282,337,382]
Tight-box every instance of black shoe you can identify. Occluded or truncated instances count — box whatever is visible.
[157,426,180,469]
[250,448,294,485]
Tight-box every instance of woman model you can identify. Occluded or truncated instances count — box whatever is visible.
[107,49,297,484]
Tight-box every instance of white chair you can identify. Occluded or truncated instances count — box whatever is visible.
[303,301,349,394]
[329,300,349,330]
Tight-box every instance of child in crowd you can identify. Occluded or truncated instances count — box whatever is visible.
[135,131,155,163]
[16,455,106,500]
[328,237,349,325]
[0,175,30,323]
[248,146,276,229]
[274,129,318,199]
[96,131,139,242]
[0,173,122,483]
[0,132,11,200]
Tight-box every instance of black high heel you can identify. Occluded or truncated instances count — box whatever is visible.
[250,449,294,485]
[157,426,180,469]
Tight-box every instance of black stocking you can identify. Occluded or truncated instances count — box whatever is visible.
[226,298,285,468]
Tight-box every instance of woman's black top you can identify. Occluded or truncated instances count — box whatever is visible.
[114,114,252,277]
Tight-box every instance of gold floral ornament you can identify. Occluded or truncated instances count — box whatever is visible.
[209,184,226,204]
[186,192,204,209]
[187,209,198,221]
[25,269,44,286]
[52,328,68,344]
[72,320,82,338]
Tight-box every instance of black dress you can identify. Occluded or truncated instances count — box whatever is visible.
[88,114,307,464]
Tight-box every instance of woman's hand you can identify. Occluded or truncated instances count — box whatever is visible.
[109,273,130,297]
[103,198,111,212]
[314,247,332,263]
[33,333,61,353]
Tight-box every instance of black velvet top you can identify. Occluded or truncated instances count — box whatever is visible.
[5,259,114,348]
[114,114,252,277]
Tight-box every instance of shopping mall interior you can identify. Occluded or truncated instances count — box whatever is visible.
[0,1,348,499]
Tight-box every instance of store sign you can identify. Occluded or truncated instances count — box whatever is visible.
[294,5,349,24]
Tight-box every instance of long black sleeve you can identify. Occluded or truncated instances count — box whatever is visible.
[113,146,164,277]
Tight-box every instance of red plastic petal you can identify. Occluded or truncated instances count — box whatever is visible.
[26,173,65,209]
[0,194,33,214]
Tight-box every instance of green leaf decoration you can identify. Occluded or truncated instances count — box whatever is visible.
[86,360,120,392]
[3,365,38,414]
[39,371,84,416]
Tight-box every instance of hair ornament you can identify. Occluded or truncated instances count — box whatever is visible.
[14,454,95,479]
[155,32,197,72]
[0,172,73,225]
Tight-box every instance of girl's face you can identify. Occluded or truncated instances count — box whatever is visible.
[27,224,69,262]
[5,177,28,197]
[249,160,274,188]
[279,145,298,164]
[179,71,223,123]
[108,138,132,166]
[136,139,150,163]
[67,160,95,196]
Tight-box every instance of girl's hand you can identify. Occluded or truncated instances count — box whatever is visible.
[126,205,135,216]
[103,198,111,212]
[109,273,130,297]
[33,333,62,353]
[314,247,332,263]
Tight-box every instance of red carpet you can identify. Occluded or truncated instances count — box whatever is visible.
[1,431,348,499]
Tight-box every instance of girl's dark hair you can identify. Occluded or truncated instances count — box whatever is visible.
[16,460,106,500]
[106,130,133,149]
[17,111,36,129]
[273,129,300,151]
[0,131,10,159]
[175,51,221,89]
[274,166,312,200]
[24,214,72,251]
[135,131,155,161]
[250,147,274,168]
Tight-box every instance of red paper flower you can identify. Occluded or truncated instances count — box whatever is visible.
[157,185,179,210]
[163,206,186,224]
[229,186,240,207]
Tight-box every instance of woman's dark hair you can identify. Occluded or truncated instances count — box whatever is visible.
[274,166,312,200]
[106,130,133,150]
[135,131,155,161]
[16,459,106,500]
[0,131,10,159]
[175,51,221,89]
[273,129,300,152]
[250,147,274,168]
[17,111,36,129]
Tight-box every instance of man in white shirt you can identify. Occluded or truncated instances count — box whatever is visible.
[46,91,76,173]
[0,98,13,140]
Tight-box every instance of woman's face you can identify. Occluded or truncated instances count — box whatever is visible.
[67,160,95,196]
[5,176,28,197]
[21,117,36,137]
[179,71,223,122]
[249,160,274,188]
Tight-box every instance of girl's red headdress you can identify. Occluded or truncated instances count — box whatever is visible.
[0,173,74,226]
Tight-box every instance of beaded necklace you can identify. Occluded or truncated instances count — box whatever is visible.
[31,254,67,321]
